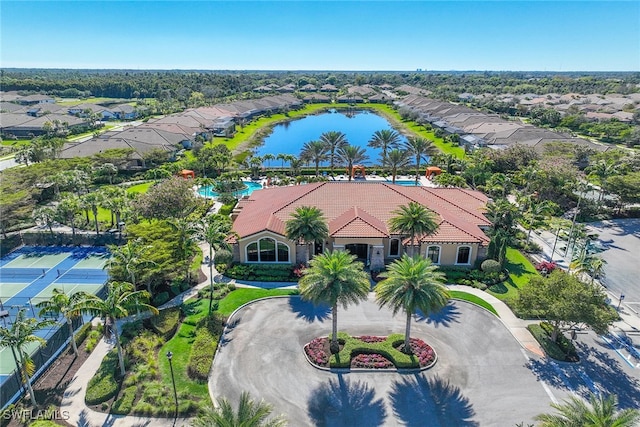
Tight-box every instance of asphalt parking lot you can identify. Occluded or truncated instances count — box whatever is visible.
[209,296,580,426]
[588,219,640,313]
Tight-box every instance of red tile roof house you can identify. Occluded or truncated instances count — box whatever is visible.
[229,182,491,271]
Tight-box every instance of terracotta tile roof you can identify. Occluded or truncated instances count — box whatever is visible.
[232,182,490,245]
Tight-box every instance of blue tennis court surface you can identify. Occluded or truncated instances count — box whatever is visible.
[0,246,110,378]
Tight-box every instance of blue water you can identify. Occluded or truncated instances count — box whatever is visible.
[256,110,407,166]
[199,181,263,198]
[392,180,422,186]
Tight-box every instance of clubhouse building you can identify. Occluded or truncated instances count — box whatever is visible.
[230,182,491,270]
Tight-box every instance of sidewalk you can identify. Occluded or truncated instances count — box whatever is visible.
[59,242,217,427]
[447,284,545,357]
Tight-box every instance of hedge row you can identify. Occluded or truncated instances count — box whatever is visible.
[74,321,93,348]
[224,263,297,282]
[330,333,421,369]
[150,307,180,340]
[527,323,578,362]
[111,385,137,415]
[187,315,225,381]
[85,350,120,405]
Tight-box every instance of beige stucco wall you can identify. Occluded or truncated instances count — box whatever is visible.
[419,242,482,266]
[237,231,297,264]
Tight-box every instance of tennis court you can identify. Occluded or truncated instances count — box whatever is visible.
[0,246,110,408]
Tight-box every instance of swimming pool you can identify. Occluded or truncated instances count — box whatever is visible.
[391,180,422,186]
[199,181,263,198]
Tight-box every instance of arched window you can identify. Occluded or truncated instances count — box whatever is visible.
[246,238,290,263]
[456,246,472,265]
[389,238,400,257]
[426,246,441,264]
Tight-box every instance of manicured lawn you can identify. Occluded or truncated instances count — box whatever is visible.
[449,290,499,316]
[1,138,31,147]
[217,287,299,316]
[487,248,539,302]
[125,181,154,194]
[55,97,122,106]
[158,287,298,399]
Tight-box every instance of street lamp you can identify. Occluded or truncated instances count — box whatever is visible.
[166,351,178,420]
[617,294,625,311]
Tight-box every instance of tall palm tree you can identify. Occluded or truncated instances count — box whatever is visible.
[518,196,557,244]
[36,289,82,356]
[285,206,329,265]
[299,250,370,353]
[375,255,449,353]
[262,153,276,169]
[105,240,152,291]
[588,159,619,204]
[288,157,303,177]
[300,140,328,177]
[75,281,158,376]
[201,214,234,315]
[168,217,202,283]
[319,131,348,177]
[368,129,401,164]
[535,393,640,427]
[56,194,82,238]
[192,391,286,427]
[81,191,103,236]
[0,309,56,407]
[388,202,439,257]
[404,137,435,185]
[32,205,57,236]
[337,144,369,181]
[383,149,410,184]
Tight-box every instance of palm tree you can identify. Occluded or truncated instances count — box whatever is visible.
[300,140,328,177]
[284,206,329,265]
[36,289,82,356]
[168,217,202,283]
[535,393,640,427]
[32,205,57,236]
[518,195,557,244]
[368,129,401,163]
[97,163,118,185]
[319,131,348,177]
[81,191,102,236]
[486,199,521,266]
[288,157,303,177]
[383,149,410,184]
[201,214,234,315]
[388,202,439,257]
[375,255,449,353]
[404,137,435,185]
[0,309,56,407]
[75,281,158,376]
[192,391,286,427]
[337,144,369,181]
[56,194,82,238]
[588,159,619,204]
[299,250,370,353]
[262,153,276,170]
[105,240,152,291]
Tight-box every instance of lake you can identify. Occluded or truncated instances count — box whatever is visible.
[255,109,408,166]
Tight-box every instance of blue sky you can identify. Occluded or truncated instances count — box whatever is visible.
[1,1,638,71]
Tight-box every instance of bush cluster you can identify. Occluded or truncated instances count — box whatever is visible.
[527,322,579,362]
[187,315,225,381]
[74,321,93,348]
[111,386,137,415]
[225,263,297,282]
[85,350,119,405]
[149,307,180,340]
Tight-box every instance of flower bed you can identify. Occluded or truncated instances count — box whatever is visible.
[304,333,437,370]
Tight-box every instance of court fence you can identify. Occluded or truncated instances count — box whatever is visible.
[1,232,119,256]
[0,317,83,410]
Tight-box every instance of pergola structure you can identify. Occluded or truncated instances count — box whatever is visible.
[349,165,366,180]
[425,166,442,179]
[179,169,195,179]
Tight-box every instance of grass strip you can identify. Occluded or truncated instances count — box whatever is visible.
[449,290,499,316]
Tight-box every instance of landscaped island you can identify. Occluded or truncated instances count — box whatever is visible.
[304,333,437,370]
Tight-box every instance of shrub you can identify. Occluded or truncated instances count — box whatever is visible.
[535,261,557,275]
[224,263,297,282]
[214,249,233,266]
[527,323,578,362]
[187,315,225,381]
[85,329,102,353]
[111,385,137,415]
[153,292,170,306]
[481,259,501,273]
[149,307,180,340]
[75,321,92,348]
[121,320,144,340]
[85,350,120,405]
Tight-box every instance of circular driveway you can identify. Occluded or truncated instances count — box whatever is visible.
[209,296,564,426]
